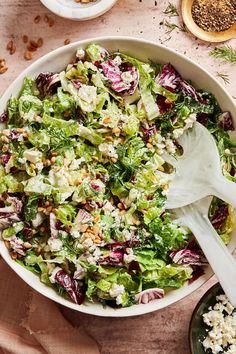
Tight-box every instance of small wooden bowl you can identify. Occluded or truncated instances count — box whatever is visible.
[182,0,236,42]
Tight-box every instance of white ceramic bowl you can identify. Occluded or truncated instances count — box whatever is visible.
[40,0,117,21]
[0,37,236,317]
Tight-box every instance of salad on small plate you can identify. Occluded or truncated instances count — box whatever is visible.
[0,43,235,308]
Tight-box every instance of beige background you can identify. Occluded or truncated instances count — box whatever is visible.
[0,0,236,353]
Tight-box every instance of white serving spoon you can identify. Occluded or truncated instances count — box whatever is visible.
[165,121,236,210]
[172,197,236,307]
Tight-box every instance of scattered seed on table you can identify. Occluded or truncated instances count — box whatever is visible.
[34,15,41,24]
[64,38,71,45]
[24,51,32,60]
[37,38,43,47]
[22,35,28,43]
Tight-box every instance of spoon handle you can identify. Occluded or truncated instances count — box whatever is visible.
[181,207,236,307]
[212,175,236,207]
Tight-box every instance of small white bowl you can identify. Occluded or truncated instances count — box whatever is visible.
[0,37,236,317]
[40,0,118,21]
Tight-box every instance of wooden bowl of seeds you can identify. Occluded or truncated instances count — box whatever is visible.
[182,0,236,42]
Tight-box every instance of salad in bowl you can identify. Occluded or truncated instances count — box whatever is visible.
[0,39,235,315]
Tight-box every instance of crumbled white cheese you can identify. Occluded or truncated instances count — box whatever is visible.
[78,85,97,103]
[76,48,85,60]
[165,138,176,154]
[123,248,137,263]
[113,55,122,66]
[121,71,133,85]
[122,229,132,241]
[18,157,27,164]
[173,128,184,139]
[103,200,115,214]
[98,143,118,159]
[202,294,236,354]
[109,283,125,298]
[74,264,86,280]
[23,149,42,164]
[47,237,63,252]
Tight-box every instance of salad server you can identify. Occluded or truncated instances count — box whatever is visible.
[173,196,236,307]
[165,121,236,209]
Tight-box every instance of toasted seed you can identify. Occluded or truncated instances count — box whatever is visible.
[111,157,117,163]
[51,156,56,164]
[16,128,25,133]
[27,45,37,52]
[0,59,6,68]
[105,136,113,141]
[146,143,153,149]
[34,15,41,24]
[44,14,49,23]
[24,51,32,60]
[91,155,99,161]
[0,66,8,74]
[64,38,71,45]
[22,35,28,43]
[6,40,13,51]
[30,39,38,48]
[40,226,46,233]
[37,37,43,47]
[51,151,58,157]
[117,202,124,210]
[48,18,55,27]
[9,43,16,55]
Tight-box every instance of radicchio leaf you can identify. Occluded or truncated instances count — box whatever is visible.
[197,112,209,126]
[128,260,141,273]
[9,236,26,256]
[101,60,139,96]
[156,94,174,114]
[188,267,204,284]
[210,205,229,230]
[179,80,206,104]
[170,248,207,266]
[0,212,20,230]
[54,269,86,305]
[1,153,11,165]
[135,288,164,304]
[218,112,234,131]
[141,124,157,143]
[0,111,8,122]
[36,72,60,97]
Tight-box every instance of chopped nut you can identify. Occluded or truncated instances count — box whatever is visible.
[117,202,125,210]
[102,116,111,124]
[112,127,121,135]
[30,163,36,170]
[158,165,164,172]
[105,136,113,142]
[40,226,46,233]
[64,39,71,45]
[51,156,56,164]
[80,224,88,232]
[23,242,32,249]
[43,159,51,167]
[111,157,117,163]
[16,128,25,133]
[10,251,18,260]
[146,143,153,149]
[22,35,28,43]
[37,38,43,47]
[34,15,41,24]
[45,201,50,207]
[24,51,33,60]
[1,135,10,143]
[2,145,9,152]
[51,151,58,157]
[91,155,99,161]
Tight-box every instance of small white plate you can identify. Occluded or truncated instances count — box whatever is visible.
[40,0,118,21]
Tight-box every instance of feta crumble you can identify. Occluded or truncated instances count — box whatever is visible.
[202,294,236,354]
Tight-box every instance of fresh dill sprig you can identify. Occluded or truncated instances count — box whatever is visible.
[216,72,230,85]
[163,20,185,34]
[210,46,236,63]
[163,2,179,16]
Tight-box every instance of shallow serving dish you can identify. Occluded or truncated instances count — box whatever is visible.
[189,283,224,354]
[0,37,236,317]
[40,0,117,21]
[182,0,236,42]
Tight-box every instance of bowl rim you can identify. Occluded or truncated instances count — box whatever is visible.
[40,0,118,21]
[0,36,236,317]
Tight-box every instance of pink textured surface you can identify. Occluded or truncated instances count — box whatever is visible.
[0,1,235,353]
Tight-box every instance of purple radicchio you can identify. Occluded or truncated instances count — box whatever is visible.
[156,94,174,114]
[0,111,8,123]
[1,153,11,165]
[135,288,164,304]
[210,205,229,230]
[218,111,234,131]
[156,63,206,103]
[9,236,26,256]
[36,72,60,96]
[196,112,209,126]
[170,248,207,266]
[101,60,139,96]
[0,195,22,230]
[141,123,157,143]
[52,268,86,305]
